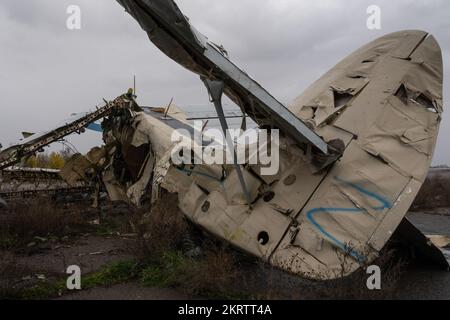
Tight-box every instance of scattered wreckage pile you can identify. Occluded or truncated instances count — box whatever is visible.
[0,0,448,281]
[0,95,136,209]
[0,167,89,204]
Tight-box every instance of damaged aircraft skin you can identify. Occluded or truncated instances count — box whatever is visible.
[60,0,444,280]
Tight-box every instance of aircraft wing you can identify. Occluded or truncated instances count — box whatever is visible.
[116,0,332,155]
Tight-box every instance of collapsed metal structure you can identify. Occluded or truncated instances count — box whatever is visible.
[0,95,136,204]
[0,96,134,171]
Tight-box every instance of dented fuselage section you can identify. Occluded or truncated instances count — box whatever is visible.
[60,1,445,281]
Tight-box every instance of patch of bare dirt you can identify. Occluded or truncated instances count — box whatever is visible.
[0,235,135,293]
[58,282,189,300]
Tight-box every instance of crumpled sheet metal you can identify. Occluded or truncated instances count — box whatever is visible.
[162,31,445,280]
[59,153,94,186]
[108,112,174,206]
[71,25,444,280]
[273,30,444,279]
[60,109,174,206]
[102,30,443,281]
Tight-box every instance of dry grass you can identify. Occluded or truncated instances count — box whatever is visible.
[133,192,249,298]
[0,198,91,249]
[177,243,244,298]
[129,192,188,260]
[319,247,407,300]
[238,242,409,300]
[0,187,412,299]
[132,191,410,299]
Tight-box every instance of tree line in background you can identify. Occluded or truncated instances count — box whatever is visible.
[24,149,73,170]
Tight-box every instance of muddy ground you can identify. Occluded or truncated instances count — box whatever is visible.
[0,208,447,300]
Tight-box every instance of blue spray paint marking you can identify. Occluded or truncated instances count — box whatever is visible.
[306,176,392,262]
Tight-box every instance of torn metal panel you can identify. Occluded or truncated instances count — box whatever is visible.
[359,101,434,180]
[59,153,95,186]
[273,30,444,279]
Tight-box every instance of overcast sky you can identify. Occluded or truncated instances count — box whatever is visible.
[0,0,449,165]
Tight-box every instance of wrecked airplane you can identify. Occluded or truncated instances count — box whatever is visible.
[1,0,446,281]
[105,0,444,280]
